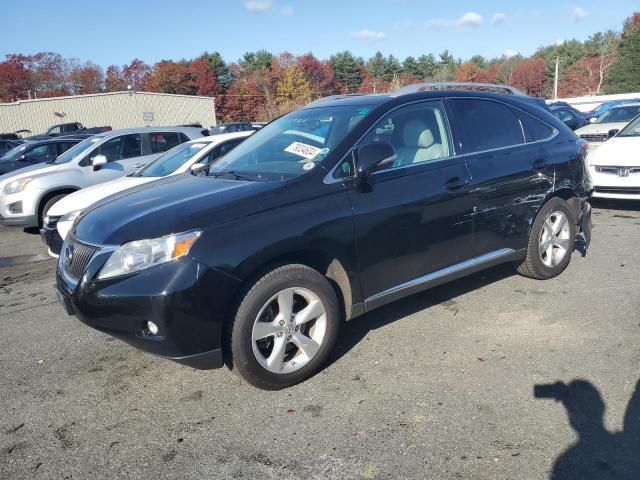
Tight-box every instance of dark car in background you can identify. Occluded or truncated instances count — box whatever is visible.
[27,122,112,141]
[57,83,592,390]
[210,122,255,135]
[549,104,588,130]
[0,139,22,157]
[0,137,84,175]
[585,99,640,122]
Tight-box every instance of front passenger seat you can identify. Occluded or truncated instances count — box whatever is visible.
[397,119,443,165]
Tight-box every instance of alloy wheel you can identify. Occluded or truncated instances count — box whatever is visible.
[539,211,572,267]
[251,287,327,374]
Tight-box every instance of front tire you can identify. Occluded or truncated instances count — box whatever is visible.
[40,194,66,227]
[516,197,576,280]
[224,264,340,390]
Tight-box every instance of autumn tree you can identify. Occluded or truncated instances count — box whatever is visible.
[122,59,151,90]
[68,62,104,94]
[454,61,481,82]
[276,65,312,108]
[510,57,546,96]
[188,59,222,97]
[297,53,335,95]
[558,57,600,97]
[145,60,194,95]
[105,65,125,91]
[0,60,30,101]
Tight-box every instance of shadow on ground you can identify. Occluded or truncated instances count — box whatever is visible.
[332,263,514,364]
[535,377,640,479]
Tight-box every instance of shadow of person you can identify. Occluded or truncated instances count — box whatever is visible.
[534,378,640,479]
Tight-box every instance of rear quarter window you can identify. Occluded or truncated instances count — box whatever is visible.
[515,109,555,142]
[150,132,182,154]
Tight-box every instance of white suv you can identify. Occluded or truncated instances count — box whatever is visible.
[0,126,205,228]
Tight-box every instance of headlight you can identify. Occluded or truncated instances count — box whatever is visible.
[59,209,82,224]
[3,178,32,195]
[97,230,201,280]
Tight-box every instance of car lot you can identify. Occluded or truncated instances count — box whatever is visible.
[1,200,639,479]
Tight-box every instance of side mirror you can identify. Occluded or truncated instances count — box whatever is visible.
[356,143,397,178]
[607,129,619,139]
[589,117,597,124]
[91,154,107,171]
[18,154,27,161]
[190,162,207,174]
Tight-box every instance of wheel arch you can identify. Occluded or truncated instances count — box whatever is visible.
[37,187,79,220]
[231,249,355,323]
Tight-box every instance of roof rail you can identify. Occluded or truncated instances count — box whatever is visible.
[394,82,526,96]
[305,94,367,106]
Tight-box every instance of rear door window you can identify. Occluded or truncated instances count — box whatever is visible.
[516,110,555,142]
[449,98,524,154]
[150,132,182,154]
[57,142,77,155]
[94,134,142,161]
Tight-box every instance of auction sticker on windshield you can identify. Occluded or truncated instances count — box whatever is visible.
[285,142,323,160]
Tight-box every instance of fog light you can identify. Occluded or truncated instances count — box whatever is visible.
[147,321,159,335]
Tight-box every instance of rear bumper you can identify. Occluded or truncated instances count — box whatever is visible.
[55,245,241,370]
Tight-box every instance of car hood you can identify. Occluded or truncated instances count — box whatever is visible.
[576,122,629,135]
[48,176,156,216]
[587,137,640,166]
[0,162,56,186]
[73,174,285,246]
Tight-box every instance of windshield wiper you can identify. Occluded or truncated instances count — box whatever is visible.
[209,170,259,181]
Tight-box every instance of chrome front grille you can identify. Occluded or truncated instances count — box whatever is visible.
[43,214,61,228]
[62,239,98,280]
[595,166,640,176]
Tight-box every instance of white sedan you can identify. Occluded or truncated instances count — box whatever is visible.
[41,131,252,257]
[587,114,640,200]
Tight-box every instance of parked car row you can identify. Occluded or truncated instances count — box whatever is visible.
[0,126,205,227]
[41,131,252,256]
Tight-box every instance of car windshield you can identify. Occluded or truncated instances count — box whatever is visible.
[52,136,102,164]
[0,143,29,162]
[596,106,640,124]
[617,115,640,137]
[208,105,373,180]
[133,142,209,177]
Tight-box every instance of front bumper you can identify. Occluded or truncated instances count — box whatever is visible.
[0,190,40,227]
[40,215,63,257]
[55,239,241,369]
[589,166,640,199]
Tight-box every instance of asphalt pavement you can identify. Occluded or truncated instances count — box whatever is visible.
[1,199,639,479]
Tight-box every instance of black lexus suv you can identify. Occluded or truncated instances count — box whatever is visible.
[56,84,592,389]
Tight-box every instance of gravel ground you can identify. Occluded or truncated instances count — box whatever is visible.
[1,199,639,480]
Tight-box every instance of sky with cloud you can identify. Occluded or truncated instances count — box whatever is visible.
[0,0,638,66]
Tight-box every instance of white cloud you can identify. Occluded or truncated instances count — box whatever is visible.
[280,5,293,15]
[425,18,451,28]
[571,7,587,22]
[244,0,271,13]
[491,13,506,25]
[503,49,518,58]
[350,29,387,41]
[457,12,484,29]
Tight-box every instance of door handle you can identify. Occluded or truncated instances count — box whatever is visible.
[444,176,470,191]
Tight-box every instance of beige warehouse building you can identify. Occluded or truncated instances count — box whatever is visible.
[0,91,216,135]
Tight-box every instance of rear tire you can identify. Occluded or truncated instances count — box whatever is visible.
[39,194,66,227]
[224,264,340,390]
[516,197,576,280]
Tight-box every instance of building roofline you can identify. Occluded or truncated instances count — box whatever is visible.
[0,91,216,106]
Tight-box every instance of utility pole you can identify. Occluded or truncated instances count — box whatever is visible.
[553,57,559,100]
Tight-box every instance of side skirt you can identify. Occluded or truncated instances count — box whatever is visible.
[359,248,526,313]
